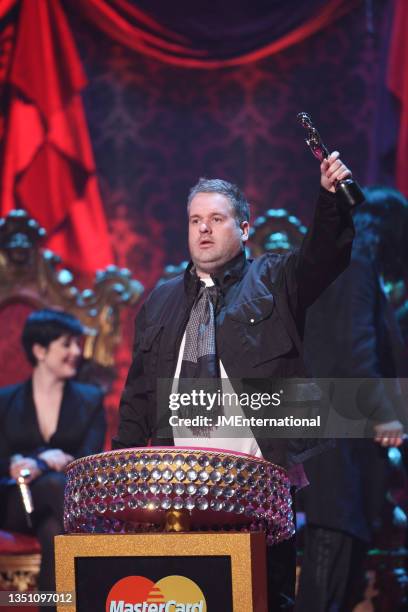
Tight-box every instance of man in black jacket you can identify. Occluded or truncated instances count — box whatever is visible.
[296,187,408,612]
[113,151,354,610]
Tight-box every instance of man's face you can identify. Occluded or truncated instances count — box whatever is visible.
[188,192,249,277]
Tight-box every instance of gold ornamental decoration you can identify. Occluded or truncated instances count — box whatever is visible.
[0,209,143,368]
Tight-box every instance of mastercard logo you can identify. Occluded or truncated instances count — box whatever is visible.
[106,575,207,612]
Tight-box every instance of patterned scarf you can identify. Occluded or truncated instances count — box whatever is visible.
[179,282,223,434]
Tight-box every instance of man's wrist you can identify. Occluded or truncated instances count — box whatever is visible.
[319,185,337,198]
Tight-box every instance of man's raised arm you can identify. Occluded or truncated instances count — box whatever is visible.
[293,151,355,311]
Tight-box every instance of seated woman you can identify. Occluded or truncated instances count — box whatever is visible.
[0,309,106,600]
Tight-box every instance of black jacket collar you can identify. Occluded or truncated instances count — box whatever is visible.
[183,249,248,304]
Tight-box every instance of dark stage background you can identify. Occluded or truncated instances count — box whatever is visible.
[75,2,381,280]
[0,0,404,435]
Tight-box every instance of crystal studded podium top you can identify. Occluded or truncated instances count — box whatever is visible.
[64,447,295,546]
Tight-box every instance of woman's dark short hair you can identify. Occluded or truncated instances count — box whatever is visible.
[22,309,84,366]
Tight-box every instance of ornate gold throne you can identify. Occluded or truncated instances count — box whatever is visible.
[0,209,143,592]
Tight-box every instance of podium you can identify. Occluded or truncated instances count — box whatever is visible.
[55,532,267,611]
[58,447,294,611]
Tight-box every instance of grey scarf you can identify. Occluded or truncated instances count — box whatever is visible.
[179,283,223,434]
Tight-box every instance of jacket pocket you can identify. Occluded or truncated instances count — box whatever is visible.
[140,324,163,390]
[226,294,294,365]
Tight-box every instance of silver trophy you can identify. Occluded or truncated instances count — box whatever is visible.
[297,112,365,208]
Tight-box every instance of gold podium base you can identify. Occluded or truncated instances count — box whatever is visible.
[55,531,267,611]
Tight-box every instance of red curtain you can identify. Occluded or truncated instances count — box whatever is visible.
[1,0,406,277]
[388,0,408,197]
[73,0,359,68]
[0,0,16,20]
[0,0,113,277]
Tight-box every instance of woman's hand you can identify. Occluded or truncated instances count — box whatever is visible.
[38,449,74,471]
[9,457,41,483]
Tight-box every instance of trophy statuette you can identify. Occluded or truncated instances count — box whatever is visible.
[297,112,365,209]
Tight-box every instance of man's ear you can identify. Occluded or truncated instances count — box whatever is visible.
[32,343,47,363]
[240,221,249,242]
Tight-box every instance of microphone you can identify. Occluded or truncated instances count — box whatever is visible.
[17,468,34,528]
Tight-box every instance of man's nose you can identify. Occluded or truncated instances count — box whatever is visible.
[199,222,211,233]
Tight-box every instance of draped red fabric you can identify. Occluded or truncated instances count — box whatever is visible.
[109,0,189,42]
[0,0,16,20]
[0,0,113,277]
[73,0,206,61]
[387,0,408,197]
[0,0,404,280]
[73,0,359,68]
